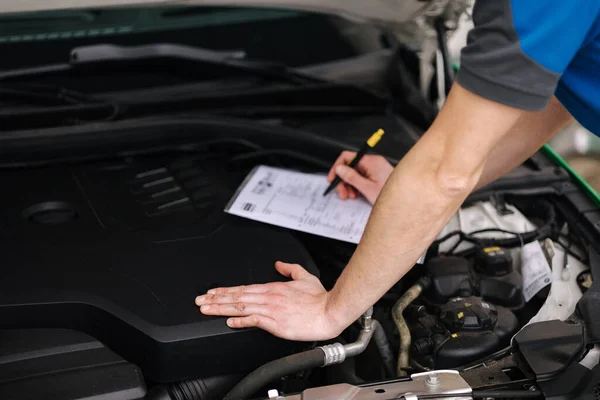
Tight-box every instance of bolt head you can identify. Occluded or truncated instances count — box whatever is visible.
[425,373,440,386]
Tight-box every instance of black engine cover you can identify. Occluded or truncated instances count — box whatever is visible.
[0,154,318,382]
[0,329,145,400]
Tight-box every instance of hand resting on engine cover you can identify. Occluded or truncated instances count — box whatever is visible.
[195,86,573,341]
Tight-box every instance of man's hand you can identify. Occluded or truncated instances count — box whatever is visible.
[193,84,563,343]
[195,261,346,341]
[327,152,394,204]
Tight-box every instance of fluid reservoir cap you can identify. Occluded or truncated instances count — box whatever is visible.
[476,246,513,277]
[439,297,498,331]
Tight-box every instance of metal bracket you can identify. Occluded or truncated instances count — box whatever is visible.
[271,370,472,399]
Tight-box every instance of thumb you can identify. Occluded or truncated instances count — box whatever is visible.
[275,261,309,281]
[335,165,372,194]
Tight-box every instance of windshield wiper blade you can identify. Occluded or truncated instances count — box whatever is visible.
[0,43,326,85]
[0,64,71,81]
[0,82,386,131]
[0,84,92,106]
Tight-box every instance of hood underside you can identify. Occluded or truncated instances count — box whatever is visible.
[0,0,448,24]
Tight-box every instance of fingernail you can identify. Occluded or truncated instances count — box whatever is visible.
[196,295,205,304]
[207,289,216,294]
[335,165,344,175]
[201,305,211,312]
[226,319,234,327]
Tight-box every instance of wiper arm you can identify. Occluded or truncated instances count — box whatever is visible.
[0,43,325,85]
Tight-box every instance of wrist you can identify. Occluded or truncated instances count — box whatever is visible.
[323,288,357,335]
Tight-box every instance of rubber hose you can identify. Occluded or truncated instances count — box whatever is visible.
[223,348,325,400]
[410,358,432,372]
[372,320,395,378]
[392,277,430,377]
[145,374,241,400]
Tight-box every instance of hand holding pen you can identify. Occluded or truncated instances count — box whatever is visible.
[324,129,394,205]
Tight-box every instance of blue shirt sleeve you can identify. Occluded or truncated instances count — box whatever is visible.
[455,0,600,111]
[511,1,600,73]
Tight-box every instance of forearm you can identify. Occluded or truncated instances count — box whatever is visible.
[328,139,478,322]
[327,84,523,324]
[475,96,573,190]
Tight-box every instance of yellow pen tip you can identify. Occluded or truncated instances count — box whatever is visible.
[366,129,385,148]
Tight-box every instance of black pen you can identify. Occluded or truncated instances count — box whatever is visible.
[323,129,385,197]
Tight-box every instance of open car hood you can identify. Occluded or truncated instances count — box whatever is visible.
[0,0,453,24]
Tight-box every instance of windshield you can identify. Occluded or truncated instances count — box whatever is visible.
[0,6,384,71]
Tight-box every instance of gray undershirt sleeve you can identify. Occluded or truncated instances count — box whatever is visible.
[455,0,560,111]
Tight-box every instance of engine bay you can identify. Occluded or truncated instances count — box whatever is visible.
[0,119,599,400]
[2,2,599,399]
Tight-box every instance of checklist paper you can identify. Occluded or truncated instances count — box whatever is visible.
[225,165,373,243]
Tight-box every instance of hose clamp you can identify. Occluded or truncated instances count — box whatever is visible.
[319,343,346,366]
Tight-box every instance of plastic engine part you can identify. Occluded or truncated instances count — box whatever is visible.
[0,154,319,383]
[425,255,524,309]
[476,247,513,277]
[0,329,145,400]
[514,320,585,381]
[410,297,519,369]
[424,256,473,303]
[436,297,519,368]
